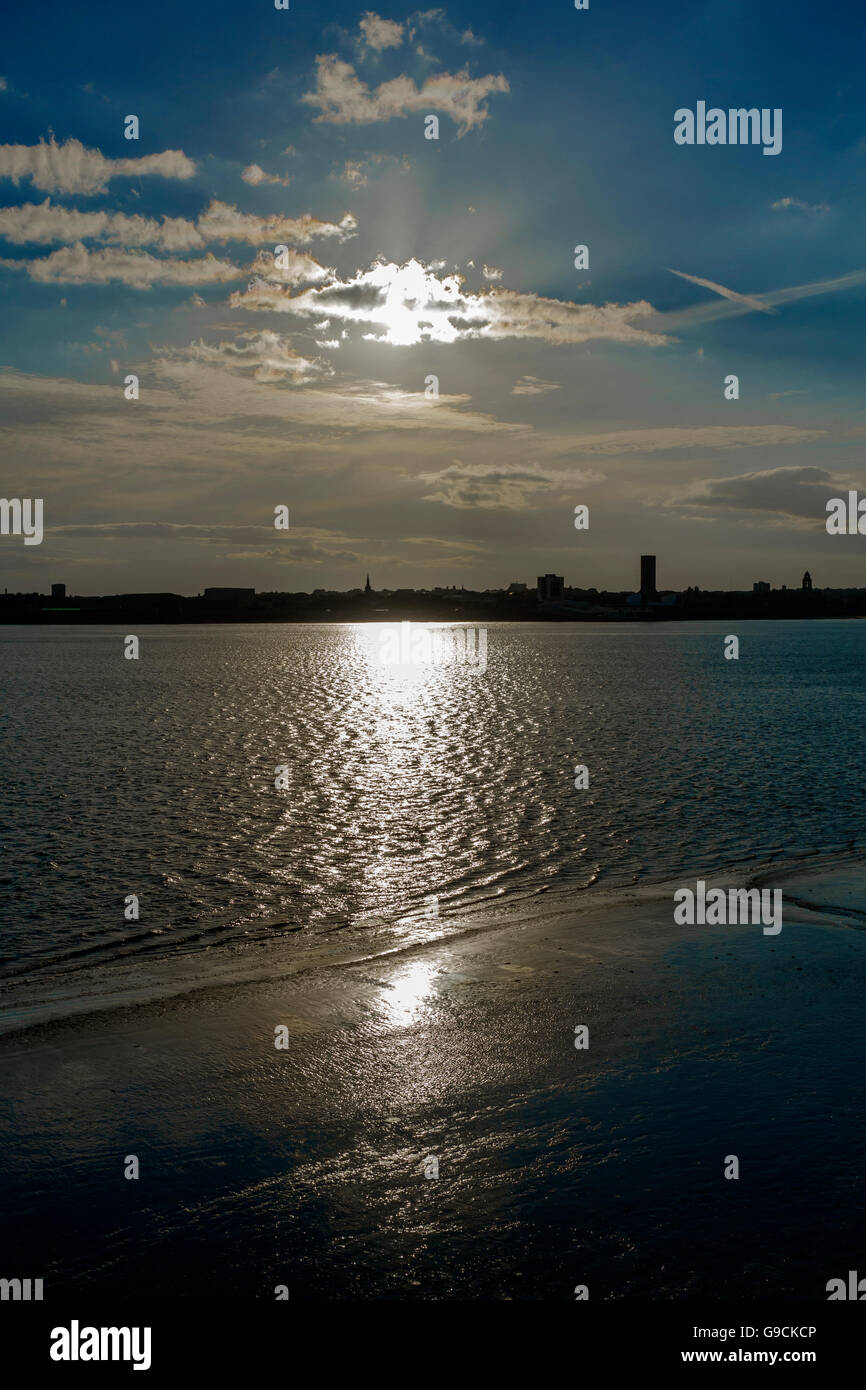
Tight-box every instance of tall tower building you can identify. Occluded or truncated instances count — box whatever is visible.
[537,574,564,602]
[640,555,657,605]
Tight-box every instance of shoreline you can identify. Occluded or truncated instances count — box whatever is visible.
[2,842,864,1040]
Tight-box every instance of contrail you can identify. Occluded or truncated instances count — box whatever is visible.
[667,268,777,314]
[647,266,866,333]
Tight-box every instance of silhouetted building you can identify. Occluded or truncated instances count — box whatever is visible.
[537,574,564,602]
[51,583,66,600]
[640,555,657,605]
[753,581,770,593]
[802,571,813,591]
[365,573,372,594]
[203,587,255,602]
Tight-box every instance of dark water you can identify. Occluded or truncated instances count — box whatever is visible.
[2,620,866,1022]
[1,881,865,1302]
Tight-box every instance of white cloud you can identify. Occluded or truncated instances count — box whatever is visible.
[230,256,668,349]
[0,196,357,251]
[140,357,518,437]
[0,198,204,250]
[247,246,332,286]
[165,330,332,384]
[511,375,560,396]
[771,196,830,214]
[342,160,370,187]
[482,264,502,280]
[359,12,404,51]
[4,242,243,287]
[338,153,410,186]
[241,163,289,187]
[302,54,509,133]
[196,199,357,245]
[0,136,195,194]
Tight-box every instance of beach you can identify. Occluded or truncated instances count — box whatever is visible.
[2,853,865,1300]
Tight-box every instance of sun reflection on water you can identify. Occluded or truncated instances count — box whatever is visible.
[377,958,440,1025]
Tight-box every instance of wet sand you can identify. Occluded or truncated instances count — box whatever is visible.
[1,861,865,1300]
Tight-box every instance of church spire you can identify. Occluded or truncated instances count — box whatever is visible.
[365,573,372,593]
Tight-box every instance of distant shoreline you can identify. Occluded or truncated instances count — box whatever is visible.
[2,598,865,625]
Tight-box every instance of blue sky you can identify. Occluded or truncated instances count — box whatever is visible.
[1,0,865,593]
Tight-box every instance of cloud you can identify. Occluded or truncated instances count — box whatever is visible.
[419,459,603,509]
[0,368,519,532]
[48,519,367,566]
[4,242,243,286]
[667,267,776,315]
[668,465,851,524]
[0,197,356,252]
[247,247,331,286]
[359,12,404,51]
[196,199,357,245]
[482,264,502,281]
[0,198,204,250]
[337,154,410,186]
[407,8,479,47]
[241,163,289,187]
[141,356,519,436]
[511,375,560,396]
[150,381,516,455]
[302,54,509,133]
[0,136,195,194]
[230,256,668,348]
[165,330,332,384]
[563,425,824,456]
[772,196,830,214]
[415,431,829,515]
[342,161,370,188]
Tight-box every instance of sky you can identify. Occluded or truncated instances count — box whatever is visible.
[1,0,865,595]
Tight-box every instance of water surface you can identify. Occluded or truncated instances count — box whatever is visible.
[2,619,864,1020]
